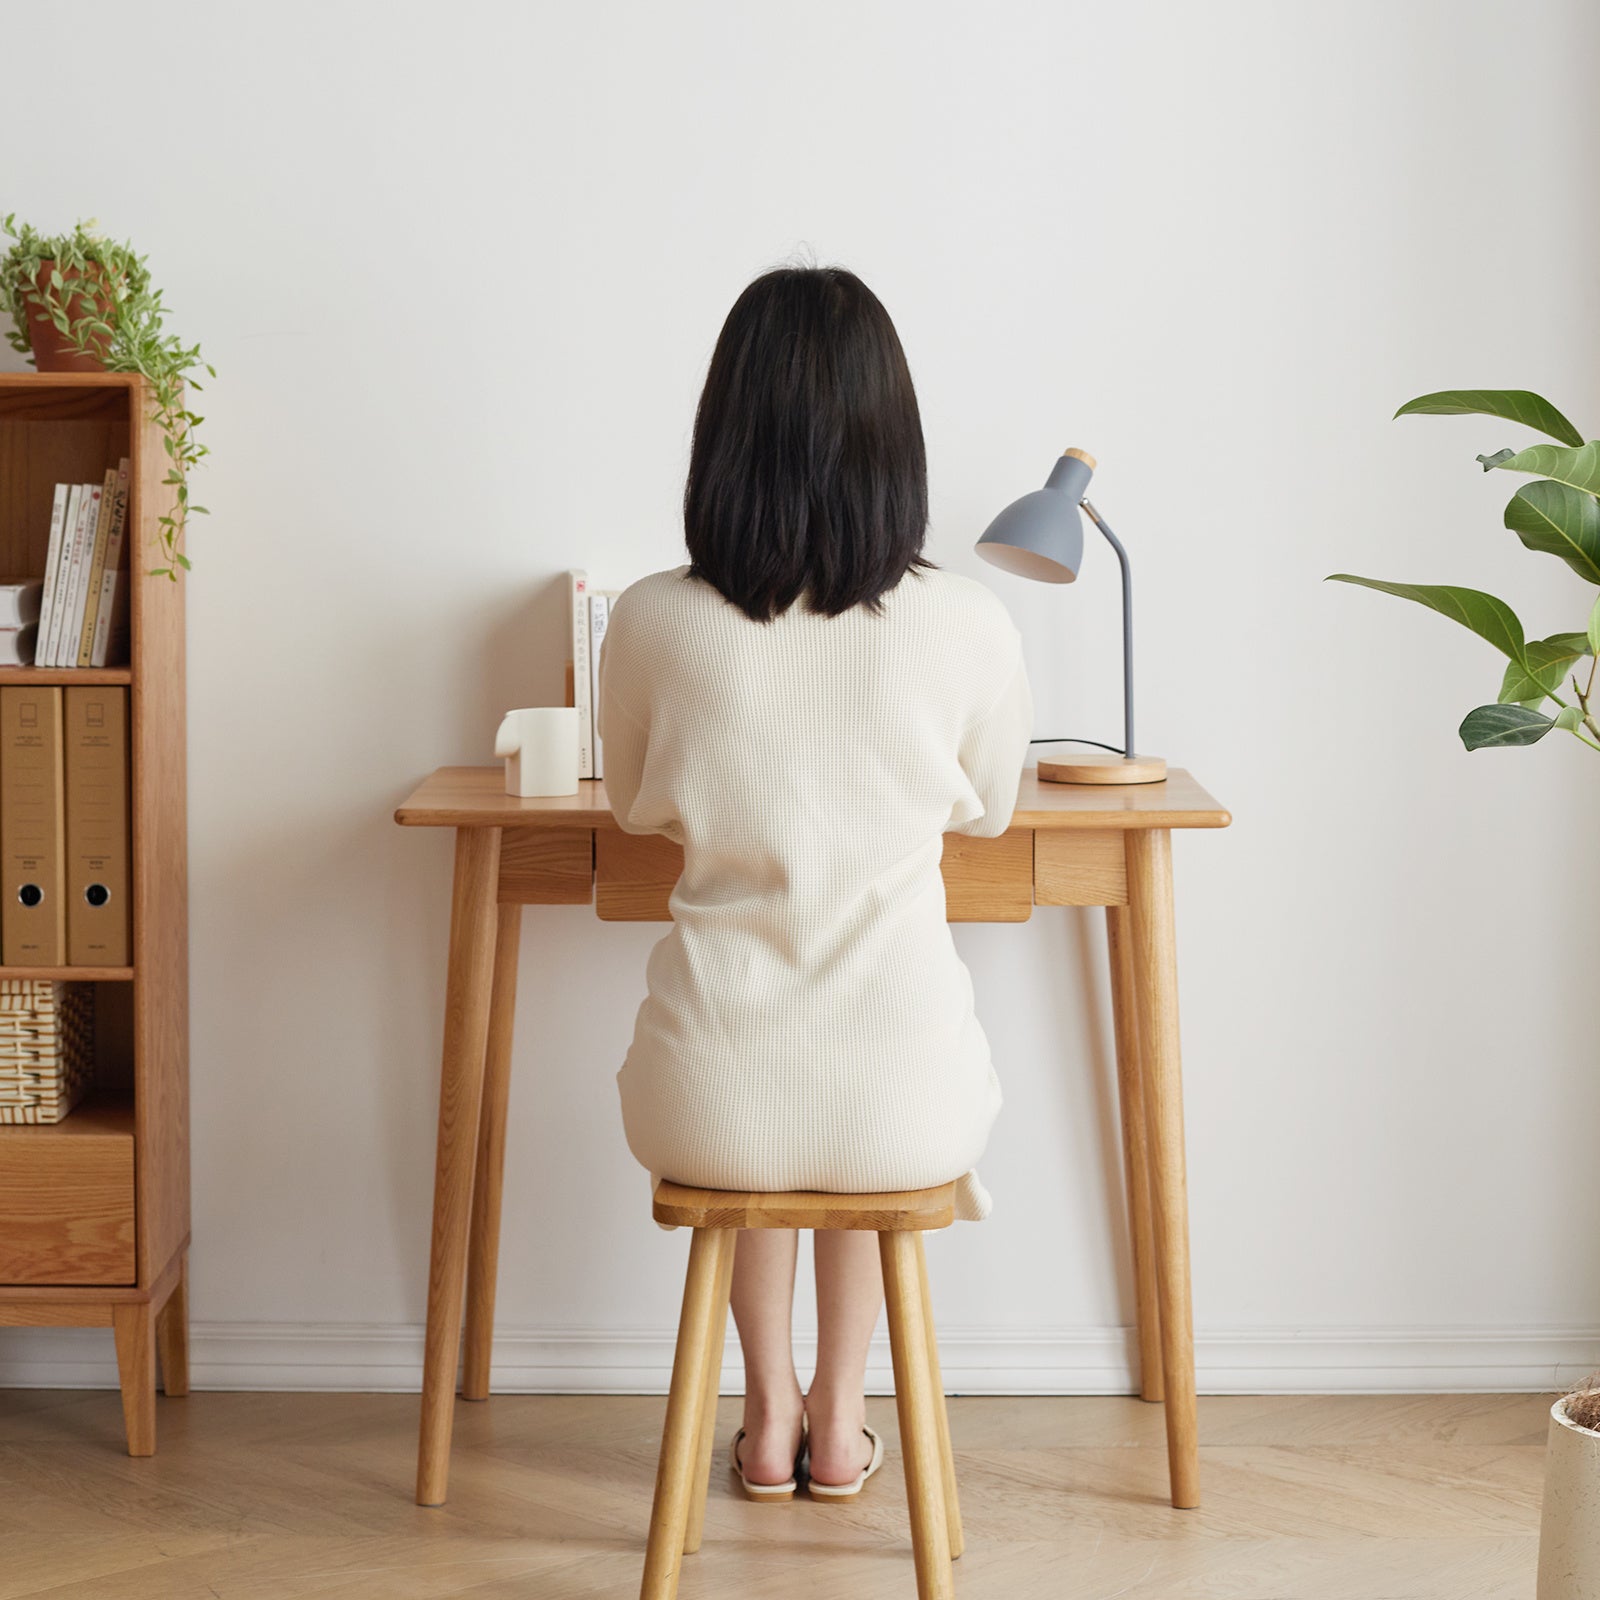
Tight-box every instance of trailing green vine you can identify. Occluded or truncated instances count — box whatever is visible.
[1,216,212,580]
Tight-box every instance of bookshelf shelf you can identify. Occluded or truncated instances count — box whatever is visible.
[0,373,189,1455]
[0,965,134,981]
[0,1094,133,1139]
[0,666,133,685]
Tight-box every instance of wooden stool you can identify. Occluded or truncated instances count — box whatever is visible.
[640,1179,963,1600]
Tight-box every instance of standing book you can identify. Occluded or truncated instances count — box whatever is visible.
[55,484,96,667]
[0,686,67,965]
[89,463,132,669]
[64,685,131,966]
[77,458,129,667]
[568,569,594,779]
[589,590,619,780]
[38,484,78,667]
[61,470,114,667]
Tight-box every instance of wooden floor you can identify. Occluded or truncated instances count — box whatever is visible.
[0,1389,1548,1599]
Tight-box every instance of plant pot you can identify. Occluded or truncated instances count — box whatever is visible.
[22,260,112,372]
[1538,1396,1600,1598]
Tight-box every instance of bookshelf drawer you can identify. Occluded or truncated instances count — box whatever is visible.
[0,1102,135,1284]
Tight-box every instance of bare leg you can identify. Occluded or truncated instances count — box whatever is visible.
[807,1229,883,1485]
[729,1228,804,1484]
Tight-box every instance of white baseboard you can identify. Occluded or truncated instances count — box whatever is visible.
[1,1322,1597,1395]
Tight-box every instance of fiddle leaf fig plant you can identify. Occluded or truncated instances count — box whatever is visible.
[1328,389,1600,755]
[1,215,212,580]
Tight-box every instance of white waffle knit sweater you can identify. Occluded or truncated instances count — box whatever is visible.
[597,562,1034,1226]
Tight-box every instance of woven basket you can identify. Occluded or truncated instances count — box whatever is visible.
[0,980,96,1124]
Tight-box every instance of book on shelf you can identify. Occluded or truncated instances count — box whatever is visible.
[31,461,131,670]
[0,682,131,967]
[0,580,44,668]
[564,569,624,780]
[0,624,39,668]
[0,580,42,628]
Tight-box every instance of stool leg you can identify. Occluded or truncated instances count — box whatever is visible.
[880,1230,953,1600]
[642,1226,735,1600]
[463,901,524,1401]
[1106,903,1164,1403]
[913,1232,962,1560]
[684,1227,737,1555]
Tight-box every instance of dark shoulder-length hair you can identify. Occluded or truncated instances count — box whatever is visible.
[683,265,937,623]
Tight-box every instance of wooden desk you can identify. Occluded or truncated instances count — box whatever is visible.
[395,765,1230,1510]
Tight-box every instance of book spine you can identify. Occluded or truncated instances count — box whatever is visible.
[89,463,132,670]
[570,570,593,779]
[76,462,124,667]
[41,485,79,667]
[61,483,101,668]
[63,473,112,668]
[34,489,68,643]
[0,685,67,964]
[589,591,611,780]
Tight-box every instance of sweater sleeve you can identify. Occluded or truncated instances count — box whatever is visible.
[948,641,1034,838]
[595,603,650,833]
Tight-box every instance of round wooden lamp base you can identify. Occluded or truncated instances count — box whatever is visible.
[1037,751,1168,785]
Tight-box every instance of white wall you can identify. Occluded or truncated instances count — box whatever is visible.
[4,0,1598,1394]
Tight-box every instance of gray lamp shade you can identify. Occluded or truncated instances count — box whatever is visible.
[974,452,1094,584]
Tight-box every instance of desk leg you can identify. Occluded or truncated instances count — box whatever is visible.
[417,826,504,1507]
[1124,829,1199,1510]
[1104,905,1163,1404]
[463,901,524,1402]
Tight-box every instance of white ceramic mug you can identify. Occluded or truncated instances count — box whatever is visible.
[494,706,580,797]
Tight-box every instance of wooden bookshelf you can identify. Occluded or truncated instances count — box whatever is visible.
[0,373,190,1454]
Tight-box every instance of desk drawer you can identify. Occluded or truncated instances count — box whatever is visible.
[1034,830,1128,905]
[498,828,594,905]
[595,830,1034,922]
[0,1103,136,1285]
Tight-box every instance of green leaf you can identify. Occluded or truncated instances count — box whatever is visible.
[1590,593,1600,658]
[1477,448,1516,471]
[1396,390,1584,446]
[1554,704,1583,732]
[1503,480,1600,582]
[1459,703,1555,749]
[1485,440,1600,497]
[1498,632,1589,705]
[1326,575,1529,666]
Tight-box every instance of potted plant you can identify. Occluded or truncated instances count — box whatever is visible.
[1327,389,1600,753]
[1538,1376,1600,1598]
[1,216,213,580]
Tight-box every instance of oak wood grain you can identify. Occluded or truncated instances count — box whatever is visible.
[0,1098,135,1283]
[396,766,1230,831]
[652,1180,957,1233]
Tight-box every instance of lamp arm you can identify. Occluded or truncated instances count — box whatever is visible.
[1079,499,1135,760]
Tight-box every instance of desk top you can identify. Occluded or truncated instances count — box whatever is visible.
[395,766,1230,831]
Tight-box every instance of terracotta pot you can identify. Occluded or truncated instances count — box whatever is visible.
[21,259,113,372]
[1538,1396,1600,1598]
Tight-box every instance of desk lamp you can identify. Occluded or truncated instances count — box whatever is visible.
[975,447,1166,784]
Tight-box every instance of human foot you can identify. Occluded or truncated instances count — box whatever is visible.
[803,1403,878,1487]
[733,1397,806,1487]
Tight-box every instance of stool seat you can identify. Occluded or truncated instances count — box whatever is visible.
[652,1179,958,1232]
[640,1181,964,1599]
